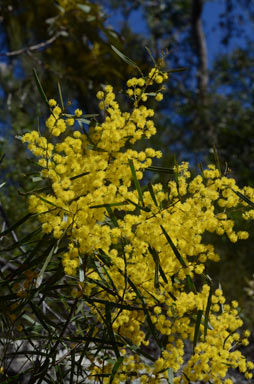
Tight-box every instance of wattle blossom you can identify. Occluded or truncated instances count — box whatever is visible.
[22,66,254,383]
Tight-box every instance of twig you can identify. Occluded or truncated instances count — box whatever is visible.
[28,299,79,384]
[0,256,16,272]
[0,32,62,57]
[55,342,81,365]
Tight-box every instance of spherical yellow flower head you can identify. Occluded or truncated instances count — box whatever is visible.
[22,68,254,383]
[155,74,163,84]
[155,92,163,102]
[66,118,74,126]
[96,90,104,100]
[48,98,57,107]
[75,108,82,117]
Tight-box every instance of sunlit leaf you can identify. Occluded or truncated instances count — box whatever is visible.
[35,245,55,288]
[111,45,139,69]
[168,367,174,384]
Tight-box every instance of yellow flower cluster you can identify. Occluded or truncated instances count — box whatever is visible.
[180,295,253,382]
[96,85,159,149]
[126,67,167,104]
[22,66,254,383]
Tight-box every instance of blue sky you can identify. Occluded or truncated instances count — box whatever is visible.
[105,0,254,68]
[103,1,254,163]
[203,1,253,64]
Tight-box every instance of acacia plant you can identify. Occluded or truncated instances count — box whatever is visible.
[1,55,254,383]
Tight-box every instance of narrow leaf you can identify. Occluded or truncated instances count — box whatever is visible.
[101,264,117,292]
[78,121,95,145]
[146,166,174,174]
[79,256,85,283]
[57,80,64,110]
[147,183,158,207]
[193,310,203,353]
[86,144,108,152]
[111,45,139,68]
[77,117,91,125]
[213,145,221,176]
[70,171,89,181]
[83,295,141,312]
[145,46,156,66]
[77,3,91,12]
[0,228,41,252]
[204,285,212,340]
[90,201,127,209]
[0,213,34,238]
[232,189,254,209]
[83,113,99,118]
[29,301,52,333]
[154,251,159,289]
[125,274,162,348]
[0,153,5,164]
[129,159,144,206]
[85,277,116,296]
[105,303,120,358]
[173,156,179,195]
[97,249,112,267]
[160,225,186,268]
[106,205,119,227]
[36,245,55,288]
[144,92,156,97]
[160,225,197,293]
[126,198,150,212]
[91,259,111,289]
[186,275,197,293]
[64,113,98,119]
[35,194,69,213]
[149,246,168,286]
[32,68,49,108]
[168,368,174,384]
[77,325,96,375]
[166,67,187,73]
[109,357,124,384]
[32,176,42,182]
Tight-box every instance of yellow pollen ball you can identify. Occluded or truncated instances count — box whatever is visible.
[49,98,57,107]
[75,108,82,117]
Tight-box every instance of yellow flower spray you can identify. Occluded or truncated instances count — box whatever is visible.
[22,65,254,383]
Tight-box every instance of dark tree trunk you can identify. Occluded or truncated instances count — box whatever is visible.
[191,0,217,147]
[191,0,208,96]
